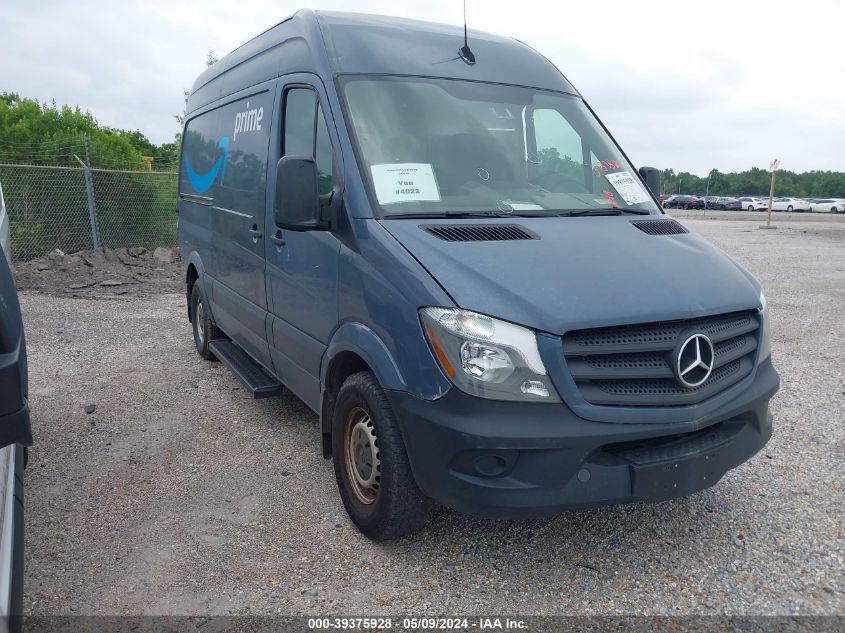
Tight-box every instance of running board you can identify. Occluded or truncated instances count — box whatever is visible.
[208,340,284,399]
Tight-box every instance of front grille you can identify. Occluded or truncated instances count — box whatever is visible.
[563,311,760,407]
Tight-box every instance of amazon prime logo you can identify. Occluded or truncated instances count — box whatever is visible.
[674,333,715,389]
[184,137,229,194]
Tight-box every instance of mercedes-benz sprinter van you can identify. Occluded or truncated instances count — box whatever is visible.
[178,10,779,540]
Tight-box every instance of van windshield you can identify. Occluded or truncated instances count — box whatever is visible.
[340,76,660,217]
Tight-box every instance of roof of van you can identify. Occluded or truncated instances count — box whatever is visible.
[186,9,577,114]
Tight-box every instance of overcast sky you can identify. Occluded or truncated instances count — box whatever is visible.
[2,0,842,174]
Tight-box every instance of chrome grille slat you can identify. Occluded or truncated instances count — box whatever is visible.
[563,311,760,407]
[563,311,758,355]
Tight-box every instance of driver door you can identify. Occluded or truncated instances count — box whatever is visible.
[265,76,342,410]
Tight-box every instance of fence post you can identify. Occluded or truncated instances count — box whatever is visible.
[73,145,101,250]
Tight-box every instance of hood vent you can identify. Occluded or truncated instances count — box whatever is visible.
[422,224,536,242]
[631,219,689,236]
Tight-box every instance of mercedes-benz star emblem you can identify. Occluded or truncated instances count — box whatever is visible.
[674,333,715,389]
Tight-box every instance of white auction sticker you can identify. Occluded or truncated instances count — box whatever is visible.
[604,171,650,205]
[370,163,441,205]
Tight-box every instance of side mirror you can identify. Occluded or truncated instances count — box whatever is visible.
[274,155,325,231]
[638,166,661,198]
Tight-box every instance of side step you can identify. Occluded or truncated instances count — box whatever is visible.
[208,340,284,399]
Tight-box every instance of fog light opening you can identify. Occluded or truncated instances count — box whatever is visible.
[520,379,550,398]
[473,453,509,477]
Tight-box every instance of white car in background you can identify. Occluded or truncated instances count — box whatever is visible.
[737,196,768,211]
[809,198,845,213]
[771,197,812,212]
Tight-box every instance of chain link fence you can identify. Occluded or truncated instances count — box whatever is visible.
[0,163,178,261]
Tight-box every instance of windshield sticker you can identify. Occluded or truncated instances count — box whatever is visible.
[499,200,543,211]
[371,163,441,205]
[592,160,622,175]
[604,171,650,205]
[602,190,620,209]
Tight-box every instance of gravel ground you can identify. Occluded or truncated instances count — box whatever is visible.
[19,212,845,616]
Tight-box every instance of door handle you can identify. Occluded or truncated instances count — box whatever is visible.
[249,224,263,243]
[270,231,286,247]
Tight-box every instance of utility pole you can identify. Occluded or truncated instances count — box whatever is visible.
[705,169,714,218]
[762,159,779,230]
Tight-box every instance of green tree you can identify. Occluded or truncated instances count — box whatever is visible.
[659,165,845,198]
[0,93,146,169]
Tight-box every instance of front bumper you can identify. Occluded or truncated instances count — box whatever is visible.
[387,359,779,518]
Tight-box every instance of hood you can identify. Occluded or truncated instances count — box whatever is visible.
[379,216,761,335]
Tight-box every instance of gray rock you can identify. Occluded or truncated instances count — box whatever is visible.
[82,402,96,414]
[153,247,176,263]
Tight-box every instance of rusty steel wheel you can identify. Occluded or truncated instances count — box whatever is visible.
[344,406,381,505]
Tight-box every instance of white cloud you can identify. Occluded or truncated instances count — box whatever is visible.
[1,0,841,173]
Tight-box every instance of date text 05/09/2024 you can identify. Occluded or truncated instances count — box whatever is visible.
[307,617,528,630]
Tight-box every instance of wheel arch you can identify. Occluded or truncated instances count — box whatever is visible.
[184,251,206,321]
[319,323,408,458]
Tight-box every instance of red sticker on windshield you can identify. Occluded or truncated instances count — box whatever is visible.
[593,160,622,175]
[603,190,620,209]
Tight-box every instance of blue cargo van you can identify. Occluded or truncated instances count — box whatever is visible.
[178,10,779,539]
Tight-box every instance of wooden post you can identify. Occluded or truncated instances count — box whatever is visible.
[765,159,779,228]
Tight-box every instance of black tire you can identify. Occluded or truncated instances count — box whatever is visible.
[332,371,432,540]
[747,205,754,212]
[787,205,793,212]
[190,282,220,360]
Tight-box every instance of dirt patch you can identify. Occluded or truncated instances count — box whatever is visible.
[14,247,183,298]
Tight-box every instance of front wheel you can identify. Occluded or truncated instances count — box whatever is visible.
[787,205,793,212]
[747,205,755,212]
[332,372,432,540]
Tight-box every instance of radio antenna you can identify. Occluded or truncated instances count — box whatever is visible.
[458,0,476,64]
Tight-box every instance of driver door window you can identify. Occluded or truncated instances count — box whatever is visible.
[283,87,335,196]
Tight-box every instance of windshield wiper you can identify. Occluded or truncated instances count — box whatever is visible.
[563,208,652,216]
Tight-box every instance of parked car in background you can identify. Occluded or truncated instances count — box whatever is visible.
[702,195,719,209]
[809,198,845,213]
[712,196,742,210]
[737,196,768,211]
[771,197,811,212]
[664,195,703,209]
[0,179,30,632]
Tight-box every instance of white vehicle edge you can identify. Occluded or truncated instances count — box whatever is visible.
[809,198,845,214]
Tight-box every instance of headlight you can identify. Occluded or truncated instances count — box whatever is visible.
[758,290,771,361]
[420,307,560,402]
